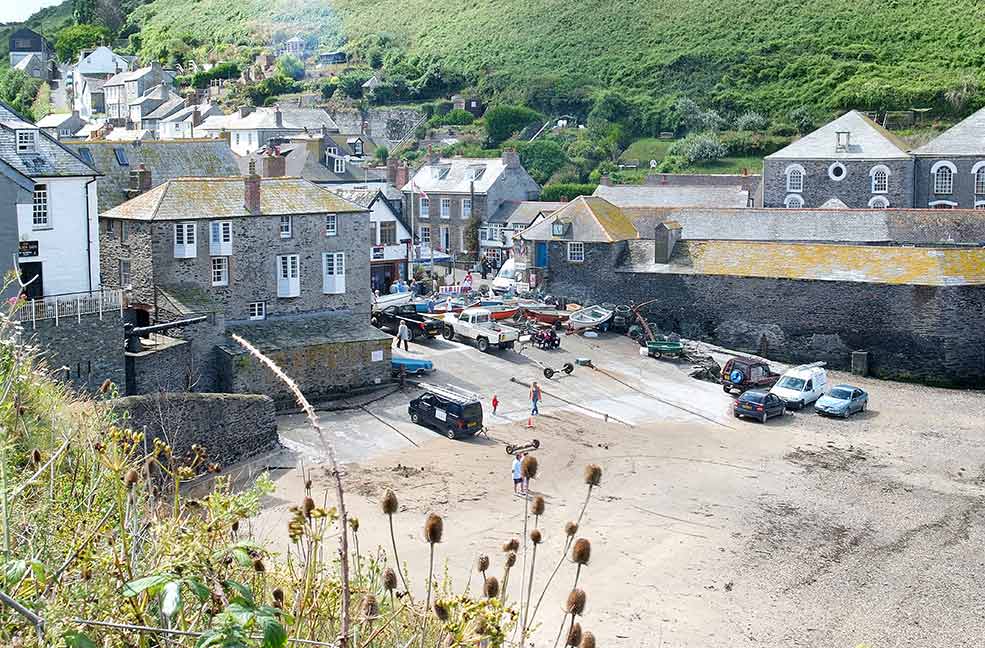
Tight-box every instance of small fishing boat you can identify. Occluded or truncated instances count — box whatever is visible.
[485,304,521,320]
[567,305,614,331]
[373,291,413,309]
[521,305,571,326]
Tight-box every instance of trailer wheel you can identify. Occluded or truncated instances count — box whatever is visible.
[543,367,555,379]
[562,362,574,374]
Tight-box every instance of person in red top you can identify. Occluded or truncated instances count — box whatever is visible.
[492,393,499,415]
[462,271,474,291]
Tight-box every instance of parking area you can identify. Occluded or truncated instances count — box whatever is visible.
[251,327,985,647]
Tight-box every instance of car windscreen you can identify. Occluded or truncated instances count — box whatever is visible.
[738,392,765,403]
[462,403,483,420]
[777,376,806,390]
[829,388,853,400]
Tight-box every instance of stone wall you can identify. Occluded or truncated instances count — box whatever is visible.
[763,158,913,209]
[327,107,424,142]
[110,392,278,468]
[100,218,155,306]
[913,156,985,209]
[543,241,985,387]
[24,313,126,392]
[403,192,486,258]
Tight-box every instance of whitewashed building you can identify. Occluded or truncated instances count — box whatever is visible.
[71,46,132,119]
[200,106,340,155]
[332,187,411,292]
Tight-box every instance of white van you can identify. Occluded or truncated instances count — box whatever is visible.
[769,362,828,409]
[491,258,517,294]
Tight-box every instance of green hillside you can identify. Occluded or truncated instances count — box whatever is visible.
[332,0,985,118]
[0,2,74,63]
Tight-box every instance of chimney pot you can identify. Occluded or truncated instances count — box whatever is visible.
[599,175,611,186]
[244,171,261,215]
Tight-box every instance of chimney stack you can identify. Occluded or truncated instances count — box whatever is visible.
[599,175,611,186]
[244,160,261,214]
[395,162,409,189]
[274,107,283,128]
[386,156,398,184]
[501,148,520,169]
[426,144,440,165]
[126,163,152,198]
[238,105,254,119]
[261,153,286,178]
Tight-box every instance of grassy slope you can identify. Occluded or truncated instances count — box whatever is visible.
[333,0,985,114]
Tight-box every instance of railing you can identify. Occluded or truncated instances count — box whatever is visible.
[13,289,124,327]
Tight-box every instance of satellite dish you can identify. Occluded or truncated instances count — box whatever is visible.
[649,159,658,168]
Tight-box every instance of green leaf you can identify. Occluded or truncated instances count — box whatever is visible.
[230,547,252,567]
[222,580,254,605]
[222,602,255,626]
[121,573,173,597]
[2,560,27,586]
[183,577,210,603]
[260,617,288,648]
[63,630,98,648]
[162,581,181,619]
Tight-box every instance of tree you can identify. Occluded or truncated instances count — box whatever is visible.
[788,106,817,135]
[375,146,389,163]
[54,24,110,62]
[735,111,768,132]
[0,68,42,120]
[31,83,52,122]
[73,0,96,24]
[338,71,371,99]
[516,140,568,185]
[484,104,543,145]
[667,132,727,166]
[275,55,305,81]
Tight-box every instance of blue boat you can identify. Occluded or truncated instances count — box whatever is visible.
[391,355,434,376]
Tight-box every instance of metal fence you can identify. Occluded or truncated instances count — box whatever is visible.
[12,289,124,327]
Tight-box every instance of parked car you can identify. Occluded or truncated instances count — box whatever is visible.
[721,357,781,394]
[491,258,517,295]
[733,390,787,423]
[814,385,868,418]
[443,308,519,352]
[769,362,828,409]
[391,355,433,377]
[408,387,483,439]
[371,304,443,340]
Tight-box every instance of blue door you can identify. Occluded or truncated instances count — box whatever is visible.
[535,242,548,267]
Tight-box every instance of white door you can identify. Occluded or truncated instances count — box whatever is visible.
[277,254,300,297]
[323,252,346,294]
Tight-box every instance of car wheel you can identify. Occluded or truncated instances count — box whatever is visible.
[410,411,420,424]
[861,401,867,412]
[795,400,804,410]
[371,316,380,328]
[733,411,740,418]
[477,337,489,352]
[722,385,732,393]
[445,428,456,440]
[761,412,768,424]
[443,326,454,340]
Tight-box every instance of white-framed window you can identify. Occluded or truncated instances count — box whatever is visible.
[325,213,337,236]
[827,162,847,182]
[209,221,232,256]
[276,254,300,297]
[784,164,804,193]
[279,215,292,238]
[353,140,363,155]
[32,184,48,228]
[929,200,957,209]
[870,165,889,194]
[440,198,451,219]
[419,196,430,218]
[479,228,488,242]
[973,163,985,194]
[932,161,955,195]
[567,241,585,262]
[784,195,804,209]
[975,201,985,211]
[173,222,197,258]
[248,302,266,320]
[419,224,431,244]
[868,196,890,209]
[439,226,450,251]
[118,259,131,287]
[379,221,396,245]
[16,130,37,153]
[120,221,128,242]
[334,157,346,174]
[462,198,472,218]
[211,257,229,286]
[322,252,346,294]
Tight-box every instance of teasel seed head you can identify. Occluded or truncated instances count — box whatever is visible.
[565,588,587,616]
[521,454,539,480]
[476,554,489,573]
[483,576,500,599]
[361,594,379,620]
[433,599,450,621]
[252,558,265,573]
[580,631,596,648]
[272,587,284,603]
[304,478,312,491]
[381,489,399,515]
[571,538,591,565]
[565,622,582,647]
[349,516,360,532]
[30,448,41,467]
[124,468,139,489]
[231,519,239,533]
[530,529,543,544]
[531,495,545,516]
[584,464,602,487]
[424,513,443,544]
[505,551,516,568]
[503,538,519,553]
[303,496,315,518]
[565,521,578,537]
[381,567,397,591]
[99,378,112,394]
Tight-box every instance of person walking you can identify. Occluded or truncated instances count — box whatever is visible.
[462,271,474,292]
[396,319,411,351]
[492,393,499,415]
[529,381,541,416]
[480,257,489,280]
[512,452,524,495]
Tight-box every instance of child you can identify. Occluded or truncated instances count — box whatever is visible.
[492,393,499,415]
[512,453,523,495]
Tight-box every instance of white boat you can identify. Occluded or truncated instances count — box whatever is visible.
[568,305,614,330]
[373,291,413,309]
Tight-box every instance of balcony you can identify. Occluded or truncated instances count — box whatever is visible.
[371,244,408,262]
[12,289,124,327]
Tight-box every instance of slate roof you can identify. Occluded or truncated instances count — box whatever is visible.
[102,176,367,221]
[104,65,163,87]
[143,97,185,121]
[487,200,565,225]
[221,314,390,354]
[913,106,985,156]
[13,54,40,72]
[66,139,240,210]
[403,157,508,194]
[36,113,76,128]
[522,196,638,242]
[0,101,98,179]
[765,110,910,160]
[593,184,749,208]
[235,138,388,184]
[220,107,340,132]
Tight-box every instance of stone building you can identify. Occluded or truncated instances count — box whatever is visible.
[762,110,912,209]
[911,106,985,209]
[103,63,173,126]
[8,28,51,75]
[200,107,341,156]
[401,149,540,264]
[71,46,132,119]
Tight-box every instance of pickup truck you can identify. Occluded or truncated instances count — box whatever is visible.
[442,308,519,352]
[371,304,443,340]
[720,356,781,394]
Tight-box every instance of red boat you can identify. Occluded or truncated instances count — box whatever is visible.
[521,305,570,326]
[486,305,520,320]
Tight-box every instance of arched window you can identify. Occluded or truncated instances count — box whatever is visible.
[932,161,956,195]
[784,194,804,209]
[869,165,890,194]
[975,201,985,211]
[784,164,804,193]
[868,196,889,209]
[973,162,985,195]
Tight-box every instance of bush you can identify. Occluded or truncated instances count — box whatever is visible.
[320,79,337,100]
[339,71,372,99]
[180,61,241,89]
[735,111,768,132]
[540,183,597,201]
[516,139,568,185]
[54,24,109,62]
[433,99,453,116]
[668,132,727,165]
[375,146,389,162]
[719,131,792,157]
[246,74,300,105]
[441,108,475,126]
[789,106,817,134]
[0,68,42,119]
[676,97,725,133]
[484,104,544,145]
[275,55,305,81]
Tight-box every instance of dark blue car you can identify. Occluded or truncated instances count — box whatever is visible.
[733,389,786,423]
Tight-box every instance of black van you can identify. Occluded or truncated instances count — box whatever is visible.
[408,390,483,439]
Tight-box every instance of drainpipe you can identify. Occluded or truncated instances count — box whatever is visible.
[84,176,97,291]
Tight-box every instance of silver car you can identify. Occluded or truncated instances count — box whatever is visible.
[814,384,868,418]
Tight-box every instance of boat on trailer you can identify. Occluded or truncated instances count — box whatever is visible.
[567,305,614,330]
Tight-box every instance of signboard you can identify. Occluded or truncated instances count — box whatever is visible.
[434,408,446,422]
[371,350,384,362]
[18,241,38,257]
[515,282,530,293]
[371,246,384,261]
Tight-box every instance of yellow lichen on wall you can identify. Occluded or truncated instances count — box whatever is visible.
[686,241,985,286]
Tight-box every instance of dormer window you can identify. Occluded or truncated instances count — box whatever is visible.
[466,165,487,181]
[432,165,451,181]
[552,221,568,237]
[835,131,850,152]
[16,129,37,153]
[352,140,363,155]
